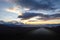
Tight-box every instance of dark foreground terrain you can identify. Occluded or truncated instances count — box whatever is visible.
[0,24,60,40]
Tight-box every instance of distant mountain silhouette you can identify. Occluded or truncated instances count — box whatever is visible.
[0,20,24,27]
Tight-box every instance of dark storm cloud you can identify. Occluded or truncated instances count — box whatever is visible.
[51,13,60,17]
[16,0,60,20]
[18,12,60,20]
[16,0,55,10]
[18,12,44,20]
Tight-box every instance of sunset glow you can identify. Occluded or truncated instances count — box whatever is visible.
[5,6,23,15]
[21,19,60,25]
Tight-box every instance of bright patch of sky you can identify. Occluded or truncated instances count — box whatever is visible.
[0,0,18,21]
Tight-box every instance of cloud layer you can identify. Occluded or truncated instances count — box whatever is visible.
[5,6,22,15]
[16,0,56,10]
[18,12,60,20]
[2,0,60,22]
[15,0,60,20]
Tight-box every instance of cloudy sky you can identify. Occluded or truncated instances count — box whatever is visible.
[0,0,60,24]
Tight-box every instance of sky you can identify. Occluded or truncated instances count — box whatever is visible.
[0,0,18,20]
[0,0,60,24]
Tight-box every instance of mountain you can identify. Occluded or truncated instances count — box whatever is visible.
[0,20,24,27]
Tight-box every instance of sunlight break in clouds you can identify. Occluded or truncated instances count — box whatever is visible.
[5,6,30,15]
[5,6,22,15]
[18,16,60,25]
